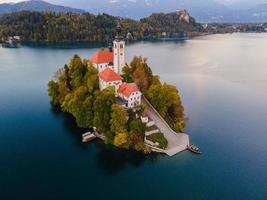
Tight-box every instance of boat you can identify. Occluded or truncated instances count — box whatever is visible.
[82,132,96,143]
[187,145,202,154]
[1,36,20,48]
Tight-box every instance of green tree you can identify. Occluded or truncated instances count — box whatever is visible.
[110,104,127,134]
[48,80,59,105]
[129,119,146,134]
[93,88,115,133]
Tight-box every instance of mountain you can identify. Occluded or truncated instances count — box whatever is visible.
[0,0,85,14]
[1,0,267,22]
[66,0,231,21]
[53,0,267,22]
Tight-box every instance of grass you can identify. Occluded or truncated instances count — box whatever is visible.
[146,133,168,149]
[145,124,158,132]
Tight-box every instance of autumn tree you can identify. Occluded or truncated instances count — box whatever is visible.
[110,104,127,134]
[93,89,115,133]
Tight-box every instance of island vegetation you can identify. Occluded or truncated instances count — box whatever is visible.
[0,10,203,43]
[48,55,185,153]
[123,57,185,132]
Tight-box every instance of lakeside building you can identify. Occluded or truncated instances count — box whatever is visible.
[98,68,123,94]
[117,83,142,108]
[90,23,141,109]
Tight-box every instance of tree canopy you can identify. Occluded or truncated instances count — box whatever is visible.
[48,54,150,153]
[125,56,186,132]
[0,11,203,43]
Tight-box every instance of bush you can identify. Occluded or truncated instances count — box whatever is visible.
[146,133,168,149]
[145,125,158,132]
[129,119,146,134]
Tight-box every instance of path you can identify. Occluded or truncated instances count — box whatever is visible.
[142,96,189,156]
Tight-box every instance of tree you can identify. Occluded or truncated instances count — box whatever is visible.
[93,88,115,133]
[146,83,185,132]
[129,119,146,134]
[114,132,129,148]
[48,80,59,105]
[110,104,127,134]
[130,56,153,91]
[86,64,99,94]
[61,86,94,128]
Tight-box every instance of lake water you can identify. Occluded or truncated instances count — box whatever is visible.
[1,33,267,200]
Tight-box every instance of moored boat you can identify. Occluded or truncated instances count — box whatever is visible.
[1,36,20,48]
[187,145,202,154]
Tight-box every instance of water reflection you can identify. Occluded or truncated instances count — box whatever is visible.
[50,103,162,174]
[95,143,163,175]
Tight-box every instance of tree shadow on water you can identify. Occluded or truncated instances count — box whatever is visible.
[50,103,165,173]
[50,103,88,146]
[95,143,163,175]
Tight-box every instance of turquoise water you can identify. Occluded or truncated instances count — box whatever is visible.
[1,33,267,200]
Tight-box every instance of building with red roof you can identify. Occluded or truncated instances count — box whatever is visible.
[117,83,142,108]
[90,24,141,108]
[90,50,114,73]
[98,68,123,92]
[90,23,126,75]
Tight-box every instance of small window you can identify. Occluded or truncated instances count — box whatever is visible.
[120,53,123,56]
[114,44,117,48]
[120,44,123,49]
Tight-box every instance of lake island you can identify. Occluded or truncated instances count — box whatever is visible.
[48,23,189,156]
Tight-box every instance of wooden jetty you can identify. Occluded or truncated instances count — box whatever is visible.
[82,132,96,143]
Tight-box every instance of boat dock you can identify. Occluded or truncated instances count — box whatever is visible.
[82,132,96,143]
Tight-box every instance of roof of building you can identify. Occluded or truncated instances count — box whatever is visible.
[118,83,140,97]
[90,50,113,64]
[99,68,123,82]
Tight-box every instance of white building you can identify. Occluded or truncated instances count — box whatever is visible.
[117,83,142,108]
[98,68,123,93]
[90,23,142,109]
[90,49,114,72]
[90,23,125,75]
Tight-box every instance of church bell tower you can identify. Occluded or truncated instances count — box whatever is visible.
[113,22,125,75]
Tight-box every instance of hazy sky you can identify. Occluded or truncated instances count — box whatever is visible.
[0,0,266,6]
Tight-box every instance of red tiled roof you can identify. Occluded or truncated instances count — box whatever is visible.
[90,50,113,64]
[118,83,139,97]
[99,68,123,82]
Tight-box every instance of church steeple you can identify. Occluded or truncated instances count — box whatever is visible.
[113,21,125,75]
[115,21,123,41]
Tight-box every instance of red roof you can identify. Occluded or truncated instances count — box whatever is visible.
[99,68,123,82]
[118,83,139,97]
[90,50,113,64]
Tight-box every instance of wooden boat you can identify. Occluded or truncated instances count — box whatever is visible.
[82,132,96,143]
[187,145,202,154]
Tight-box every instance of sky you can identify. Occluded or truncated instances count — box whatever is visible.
[0,0,266,6]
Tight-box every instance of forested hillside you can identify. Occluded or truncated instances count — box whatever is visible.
[0,10,203,43]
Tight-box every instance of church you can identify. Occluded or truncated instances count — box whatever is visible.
[90,24,142,109]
